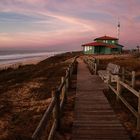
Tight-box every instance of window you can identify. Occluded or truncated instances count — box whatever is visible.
[103,40,108,43]
[85,46,92,51]
[85,46,89,51]
[112,40,115,43]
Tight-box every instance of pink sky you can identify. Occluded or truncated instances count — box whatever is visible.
[0,0,139,50]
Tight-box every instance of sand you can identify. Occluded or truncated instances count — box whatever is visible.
[0,56,49,70]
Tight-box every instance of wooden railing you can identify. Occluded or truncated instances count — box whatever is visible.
[108,75,140,130]
[121,67,136,88]
[83,57,98,74]
[84,57,136,87]
[84,57,139,129]
[82,57,139,129]
[31,56,78,140]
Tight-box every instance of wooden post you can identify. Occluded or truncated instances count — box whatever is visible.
[108,72,111,85]
[66,68,70,89]
[52,90,60,130]
[96,59,99,66]
[66,70,69,90]
[70,65,73,77]
[116,76,121,101]
[89,61,91,71]
[73,60,76,74]
[61,77,67,103]
[61,77,65,96]
[72,62,74,75]
[94,63,97,75]
[132,71,135,88]
[69,66,71,77]
[122,67,125,82]
[137,91,140,130]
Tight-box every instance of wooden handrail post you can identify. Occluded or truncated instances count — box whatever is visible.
[52,90,61,130]
[61,76,67,103]
[66,68,70,89]
[69,66,71,78]
[94,63,97,75]
[122,67,125,82]
[69,64,71,75]
[73,59,76,73]
[137,91,140,130]
[132,71,135,88]
[116,76,121,101]
[96,59,99,65]
[71,62,74,77]
[108,72,111,85]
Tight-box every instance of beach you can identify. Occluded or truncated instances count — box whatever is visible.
[0,50,66,70]
[0,56,48,69]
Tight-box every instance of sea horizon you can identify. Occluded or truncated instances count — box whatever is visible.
[0,49,66,67]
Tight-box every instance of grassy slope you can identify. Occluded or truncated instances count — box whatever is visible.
[0,52,79,140]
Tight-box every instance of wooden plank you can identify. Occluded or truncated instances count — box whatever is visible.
[73,135,129,139]
[74,122,123,126]
[72,58,130,140]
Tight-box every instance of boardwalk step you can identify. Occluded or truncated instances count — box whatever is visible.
[72,58,130,140]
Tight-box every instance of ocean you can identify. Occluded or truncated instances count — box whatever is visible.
[0,49,65,68]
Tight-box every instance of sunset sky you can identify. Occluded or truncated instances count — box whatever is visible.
[0,0,139,51]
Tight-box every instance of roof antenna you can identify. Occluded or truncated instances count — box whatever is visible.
[117,17,120,42]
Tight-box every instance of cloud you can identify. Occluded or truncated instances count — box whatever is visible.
[0,11,47,23]
[0,0,139,49]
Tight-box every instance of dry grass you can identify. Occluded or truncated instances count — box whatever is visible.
[0,52,79,140]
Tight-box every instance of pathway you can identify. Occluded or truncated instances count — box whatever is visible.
[72,58,130,140]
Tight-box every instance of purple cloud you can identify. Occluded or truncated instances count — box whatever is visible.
[0,0,139,50]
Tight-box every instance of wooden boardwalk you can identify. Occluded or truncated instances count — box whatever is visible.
[72,58,130,140]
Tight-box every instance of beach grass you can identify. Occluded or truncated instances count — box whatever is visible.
[0,51,80,140]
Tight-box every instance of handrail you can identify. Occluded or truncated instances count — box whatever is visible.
[121,67,136,88]
[58,69,69,92]
[119,81,139,97]
[85,57,138,129]
[32,98,55,139]
[83,56,98,75]
[85,59,136,88]
[108,75,140,130]
[31,56,78,140]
